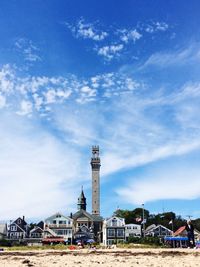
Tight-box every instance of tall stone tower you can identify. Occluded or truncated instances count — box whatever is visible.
[91,146,101,216]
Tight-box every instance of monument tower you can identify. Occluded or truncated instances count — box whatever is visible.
[91,146,101,216]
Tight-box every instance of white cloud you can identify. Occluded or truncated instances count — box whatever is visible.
[16,100,33,116]
[66,18,170,62]
[0,58,200,218]
[145,22,169,33]
[119,29,142,43]
[0,64,142,113]
[0,112,87,219]
[0,94,6,108]
[97,44,124,61]
[141,45,200,69]
[0,64,15,94]
[116,164,200,205]
[66,18,108,41]
[1,64,200,197]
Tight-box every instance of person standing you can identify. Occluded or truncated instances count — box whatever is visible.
[185,220,195,248]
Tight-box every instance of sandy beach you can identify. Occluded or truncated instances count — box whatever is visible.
[0,248,200,267]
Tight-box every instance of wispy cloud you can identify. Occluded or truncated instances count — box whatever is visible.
[1,48,200,217]
[140,45,200,69]
[116,163,200,205]
[15,38,41,62]
[0,94,6,108]
[145,21,169,33]
[0,112,88,219]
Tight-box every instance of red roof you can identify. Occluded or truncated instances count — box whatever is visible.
[173,226,186,236]
[42,238,65,243]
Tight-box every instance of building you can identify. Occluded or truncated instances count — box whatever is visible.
[43,213,73,244]
[7,217,29,240]
[125,223,141,241]
[103,216,125,246]
[145,224,172,237]
[0,223,7,240]
[72,146,103,243]
[173,225,200,241]
[91,146,101,216]
[29,221,44,239]
[72,188,103,243]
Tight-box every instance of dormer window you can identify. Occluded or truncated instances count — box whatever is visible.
[111,219,118,227]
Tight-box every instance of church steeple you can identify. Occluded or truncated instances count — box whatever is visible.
[77,187,87,211]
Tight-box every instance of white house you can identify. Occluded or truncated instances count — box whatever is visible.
[44,213,73,244]
[125,223,141,241]
[103,216,125,246]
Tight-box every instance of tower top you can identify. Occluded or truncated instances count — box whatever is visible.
[91,145,101,169]
[92,146,99,158]
[77,188,87,211]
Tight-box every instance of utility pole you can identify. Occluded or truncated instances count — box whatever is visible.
[142,204,145,237]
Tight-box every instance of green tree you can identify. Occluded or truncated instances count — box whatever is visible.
[113,208,149,224]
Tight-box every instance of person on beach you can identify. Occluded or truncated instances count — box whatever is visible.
[185,220,195,248]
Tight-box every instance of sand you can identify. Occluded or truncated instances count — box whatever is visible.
[0,248,200,267]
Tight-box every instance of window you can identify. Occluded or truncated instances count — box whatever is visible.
[108,229,115,237]
[32,233,41,237]
[111,219,118,227]
[17,219,21,224]
[53,220,57,224]
[59,220,66,224]
[117,229,124,237]
[11,225,17,231]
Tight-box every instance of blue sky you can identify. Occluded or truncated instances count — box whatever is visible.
[0,0,200,221]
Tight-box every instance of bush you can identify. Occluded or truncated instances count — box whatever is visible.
[141,236,161,245]
[127,236,141,243]
[0,239,12,247]
[127,236,162,246]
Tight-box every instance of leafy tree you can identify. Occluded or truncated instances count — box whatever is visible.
[113,208,186,231]
[113,208,149,224]
[193,219,200,231]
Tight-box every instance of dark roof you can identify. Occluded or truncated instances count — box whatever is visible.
[30,226,43,233]
[37,221,44,229]
[13,217,27,226]
[72,209,103,222]
[78,190,86,204]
